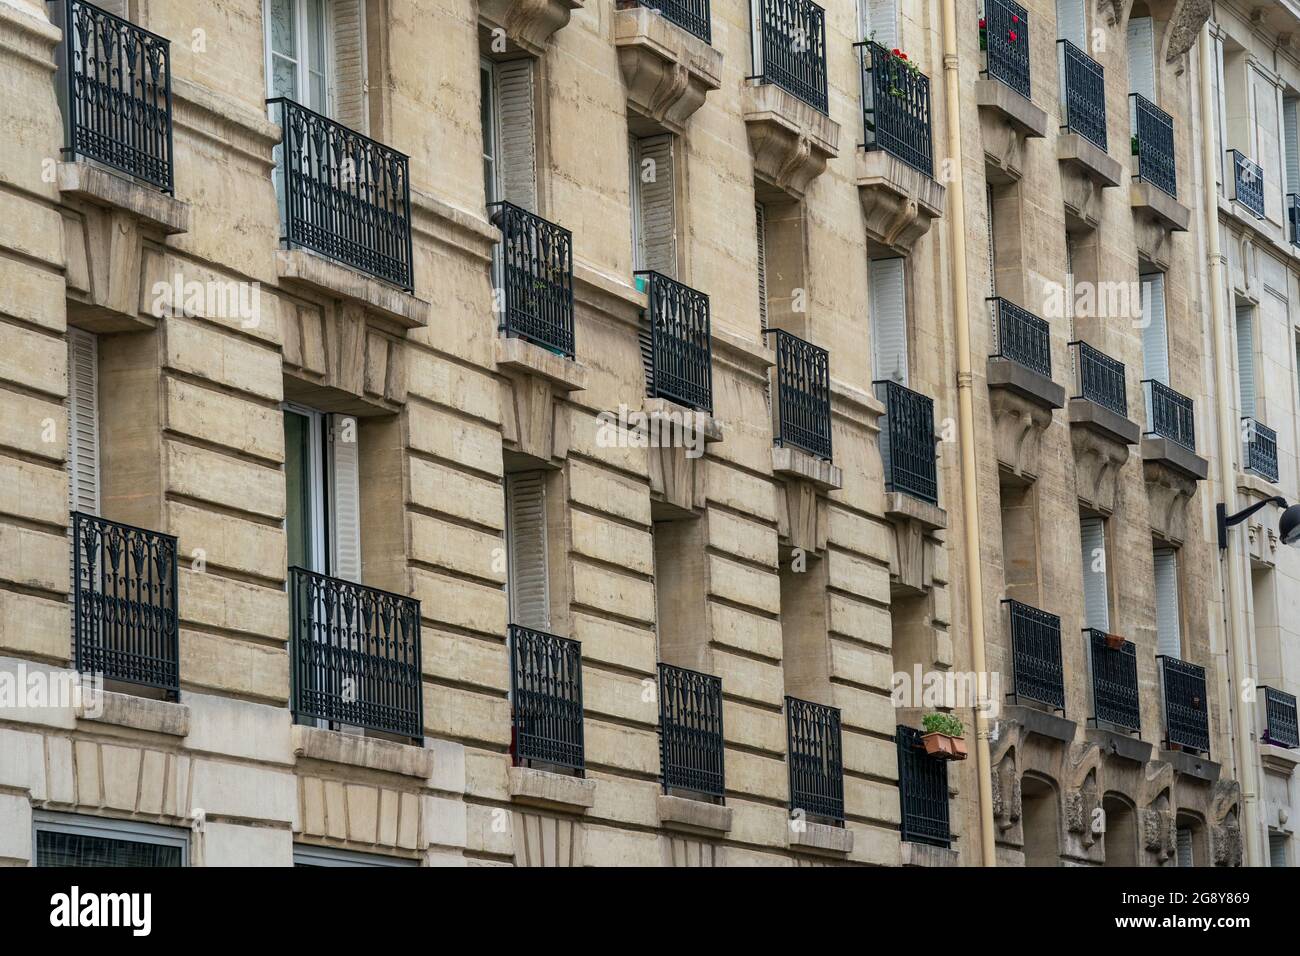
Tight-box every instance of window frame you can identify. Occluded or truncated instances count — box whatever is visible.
[293,843,418,867]
[284,403,329,576]
[33,811,189,867]
[264,0,330,111]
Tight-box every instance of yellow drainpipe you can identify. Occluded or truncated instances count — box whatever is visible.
[939,0,996,865]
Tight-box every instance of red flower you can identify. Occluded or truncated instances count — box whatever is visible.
[1009,30,1018,41]
[979,17,987,28]
[1012,14,1020,23]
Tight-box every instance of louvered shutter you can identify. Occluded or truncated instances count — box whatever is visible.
[1237,306,1256,419]
[1270,833,1290,867]
[1176,828,1194,867]
[1285,98,1300,194]
[328,0,368,132]
[1213,38,1225,191]
[328,415,362,583]
[756,203,768,332]
[863,0,896,47]
[870,257,908,385]
[1140,273,1169,385]
[506,472,549,630]
[1127,17,1155,103]
[495,59,537,212]
[1056,0,1085,49]
[634,135,676,278]
[67,329,100,518]
[1080,517,1109,632]
[1153,548,1181,658]
[987,185,997,297]
[1065,235,1076,338]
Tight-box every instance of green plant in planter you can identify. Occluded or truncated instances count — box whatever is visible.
[922,712,964,737]
[1131,134,1140,156]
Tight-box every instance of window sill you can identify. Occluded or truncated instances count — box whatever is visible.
[656,794,732,834]
[495,335,589,391]
[508,766,597,812]
[76,688,190,737]
[1131,180,1190,233]
[58,161,190,236]
[1159,748,1220,783]
[1085,727,1152,764]
[772,445,841,491]
[275,249,430,330]
[291,725,434,780]
[786,820,853,857]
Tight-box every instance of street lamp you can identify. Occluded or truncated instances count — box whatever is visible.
[1216,497,1300,549]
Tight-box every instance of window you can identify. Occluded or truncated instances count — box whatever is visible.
[756,202,768,332]
[870,257,908,384]
[283,406,361,580]
[67,328,100,519]
[481,58,537,210]
[1175,824,1193,866]
[1140,272,1168,385]
[986,185,997,297]
[293,844,417,866]
[1153,547,1181,658]
[265,0,368,128]
[629,135,677,276]
[1236,305,1256,419]
[35,813,187,867]
[1271,832,1290,866]
[1056,0,1086,47]
[859,0,896,47]
[1079,515,1109,631]
[1126,14,1155,103]
[505,472,549,630]
[1284,96,1299,198]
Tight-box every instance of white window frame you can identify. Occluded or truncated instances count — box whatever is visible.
[482,57,501,206]
[293,843,418,866]
[264,0,330,111]
[284,403,328,576]
[33,811,189,866]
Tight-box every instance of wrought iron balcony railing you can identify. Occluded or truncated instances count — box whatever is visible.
[1057,39,1107,152]
[658,663,725,798]
[1004,599,1065,712]
[990,296,1052,379]
[897,725,951,847]
[72,512,179,697]
[490,201,575,359]
[1261,686,1299,749]
[289,567,423,740]
[751,0,828,113]
[1243,418,1279,483]
[769,329,832,461]
[1069,340,1127,418]
[857,40,934,177]
[637,271,713,413]
[269,98,413,290]
[1229,150,1265,219]
[1142,380,1195,452]
[510,624,584,773]
[1086,629,1140,735]
[874,379,938,505]
[1289,194,1300,246]
[1158,655,1210,755]
[786,696,843,823]
[981,0,1031,100]
[53,0,174,193]
[1130,93,1176,200]
[618,0,711,44]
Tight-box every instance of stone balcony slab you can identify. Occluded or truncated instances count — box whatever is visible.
[615,6,721,135]
[742,82,839,201]
[884,491,947,532]
[855,148,945,254]
[276,249,430,330]
[786,820,853,856]
[772,445,841,491]
[1141,436,1208,482]
[291,725,434,780]
[656,794,732,834]
[975,79,1048,138]
[508,766,597,812]
[58,161,190,235]
[1131,180,1190,232]
[1160,749,1221,783]
[77,689,190,737]
[495,335,589,391]
[1001,704,1076,744]
[900,841,959,866]
[1068,397,1141,446]
[1057,132,1124,188]
[1087,727,1152,764]
[987,357,1065,411]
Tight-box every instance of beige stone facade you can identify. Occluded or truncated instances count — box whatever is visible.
[0,0,1276,868]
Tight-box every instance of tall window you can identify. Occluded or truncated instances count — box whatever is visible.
[1056,0,1086,47]
[1126,13,1155,102]
[629,134,677,276]
[1271,832,1291,867]
[1079,515,1109,631]
[265,0,368,127]
[67,329,100,520]
[870,257,908,384]
[505,472,550,630]
[1140,271,1168,386]
[859,0,896,46]
[481,58,537,210]
[756,202,768,332]
[1284,96,1299,198]
[283,406,361,581]
[1237,305,1256,419]
[1153,547,1181,658]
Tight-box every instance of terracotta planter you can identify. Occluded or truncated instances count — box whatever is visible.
[922,732,967,760]
[1104,633,1125,651]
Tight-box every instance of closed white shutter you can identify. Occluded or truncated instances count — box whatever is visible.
[1153,548,1181,658]
[1056,0,1086,48]
[494,59,537,212]
[862,0,896,47]
[1080,516,1109,632]
[328,0,368,132]
[987,185,997,297]
[756,203,768,332]
[1176,827,1194,867]
[328,415,362,583]
[1140,273,1169,385]
[1213,38,1226,191]
[870,257,908,385]
[1127,17,1155,103]
[1270,833,1290,867]
[505,472,550,630]
[633,135,676,278]
[67,329,100,518]
[1237,306,1256,419]
[1285,98,1300,195]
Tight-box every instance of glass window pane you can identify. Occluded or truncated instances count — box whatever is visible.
[285,411,312,570]
[272,53,298,100]
[270,0,296,59]
[37,830,182,867]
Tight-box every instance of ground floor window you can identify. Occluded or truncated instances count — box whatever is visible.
[34,813,187,867]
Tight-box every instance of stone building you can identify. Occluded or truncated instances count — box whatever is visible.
[0,0,1271,867]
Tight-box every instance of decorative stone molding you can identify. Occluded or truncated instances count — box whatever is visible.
[291,725,434,780]
[742,82,840,201]
[657,794,732,834]
[512,809,587,865]
[787,820,853,857]
[1210,780,1243,867]
[276,249,430,331]
[977,78,1047,185]
[1059,133,1122,230]
[855,149,945,254]
[508,765,597,812]
[281,295,409,411]
[479,0,583,57]
[771,445,841,556]
[296,772,426,852]
[646,398,722,516]
[615,6,722,135]
[1238,474,1283,569]
[497,336,588,465]
[1143,458,1199,545]
[987,362,1063,481]
[884,493,947,595]
[662,832,722,865]
[1132,183,1190,272]
[1069,400,1139,513]
[1164,0,1213,62]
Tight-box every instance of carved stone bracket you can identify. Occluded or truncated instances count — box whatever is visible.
[1070,422,1132,515]
[977,78,1048,184]
[988,372,1061,482]
[479,0,583,57]
[772,445,841,555]
[1165,0,1213,62]
[855,149,945,254]
[1210,780,1243,867]
[647,398,723,516]
[1142,456,1202,546]
[742,83,840,201]
[497,337,588,466]
[884,493,947,595]
[615,6,722,135]
[282,297,409,410]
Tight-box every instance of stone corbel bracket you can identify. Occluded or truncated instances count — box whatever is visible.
[772,444,842,555]
[1209,779,1243,867]
[1131,184,1190,272]
[855,149,945,254]
[646,397,723,516]
[497,336,589,465]
[479,0,583,57]
[616,6,722,135]
[976,78,1048,184]
[884,492,948,595]
[987,361,1064,481]
[1059,133,1123,230]
[742,83,840,201]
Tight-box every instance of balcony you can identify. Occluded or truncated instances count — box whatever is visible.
[1130,94,1176,200]
[490,201,575,359]
[615,1,721,135]
[1056,41,1122,201]
[1229,150,1265,220]
[71,512,179,698]
[637,271,713,413]
[769,329,832,462]
[981,0,1030,100]
[54,0,174,194]
[1140,379,1208,506]
[986,298,1062,481]
[619,0,710,44]
[269,98,413,291]
[1261,686,1299,749]
[1142,380,1194,451]
[510,624,585,774]
[897,725,951,847]
[1085,629,1140,735]
[1058,39,1106,152]
[989,296,1052,381]
[658,663,724,799]
[786,697,843,823]
[1067,341,1139,453]
[1243,418,1279,484]
[752,0,827,113]
[857,40,934,177]
[1158,656,1210,755]
[874,379,938,506]
[1004,600,1065,712]
[288,567,423,741]
[1289,194,1300,246]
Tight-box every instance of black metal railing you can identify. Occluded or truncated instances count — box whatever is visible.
[1288,194,1300,246]
[982,0,1031,100]
[510,625,584,773]
[1262,686,1299,749]
[874,379,938,504]
[786,697,843,822]
[857,40,934,176]
[658,663,725,798]
[752,0,828,113]
[269,98,413,290]
[1005,600,1065,712]
[619,0,711,44]
[1130,93,1176,199]
[1070,340,1127,418]
[489,201,575,359]
[1058,39,1107,151]
[637,271,713,413]
[1243,418,1279,483]
[1230,150,1265,219]
[769,329,832,461]
[53,0,174,193]
[1158,656,1210,755]
[1142,380,1195,451]
[1086,629,1140,734]
[71,512,179,697]
[990,297,1051,379]
[289,567,423,741]
[897,725,951,847]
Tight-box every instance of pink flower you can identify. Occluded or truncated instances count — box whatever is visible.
[1009,30,1018,41]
